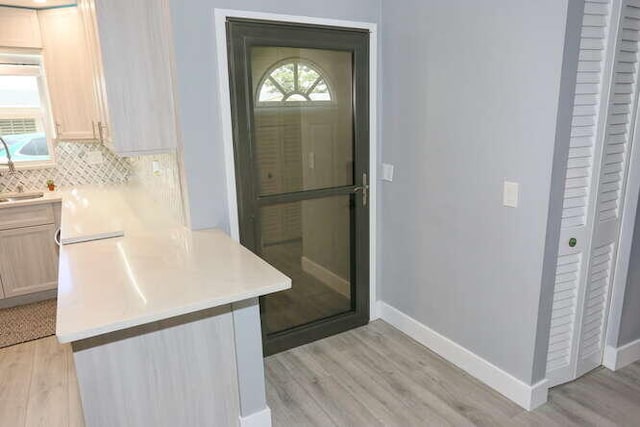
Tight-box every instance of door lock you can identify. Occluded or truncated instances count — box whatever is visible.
[569,237,577,248]
[353,172,369,207]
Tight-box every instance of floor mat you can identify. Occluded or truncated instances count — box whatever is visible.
[0,299,56,348]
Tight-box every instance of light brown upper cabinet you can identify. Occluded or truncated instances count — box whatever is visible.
[78,0,178,155]
[0,6,41,49]
[39,7,101,141]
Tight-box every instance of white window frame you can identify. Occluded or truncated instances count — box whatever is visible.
[0,50,56,170]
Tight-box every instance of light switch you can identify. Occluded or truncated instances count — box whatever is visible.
[152,160,161,176]
[382,163,394,182]
[503,181,519,208]
[87,151,103,165]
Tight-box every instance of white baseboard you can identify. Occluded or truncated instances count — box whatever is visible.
[301,256,350,297]
[603,339,640,371]
[239,406,271,427]
[377,301,549,410]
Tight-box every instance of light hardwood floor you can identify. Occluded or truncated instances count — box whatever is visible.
[2,321,640,426]
[0,336,84,427]
[266,320,640,427]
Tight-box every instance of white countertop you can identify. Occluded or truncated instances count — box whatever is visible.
[56,186,291,343]
[58,187,124,244]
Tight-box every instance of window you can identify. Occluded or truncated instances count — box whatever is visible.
[257,59,333,105]
[0,53,54,168]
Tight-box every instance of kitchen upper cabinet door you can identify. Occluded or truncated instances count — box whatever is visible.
[77,0,111,145]
[93,0,177,155]
[0,224,58,299]
[0,6,41,49]
[39,7,101,141]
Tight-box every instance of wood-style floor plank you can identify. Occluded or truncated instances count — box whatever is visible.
[24,337,70,426]
[266,356,337,426]
[0,340,36,425]
[351,321,522,424]
[66,344,85,427]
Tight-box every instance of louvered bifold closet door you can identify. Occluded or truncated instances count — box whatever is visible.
[576,0,640,377]
[546,0,614,387]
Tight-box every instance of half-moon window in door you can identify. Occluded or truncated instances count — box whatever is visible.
[256,59,333,105]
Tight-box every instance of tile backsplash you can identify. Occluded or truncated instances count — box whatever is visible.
[128,152,185,226]
[0,141,130,192]
[0,141,186,226]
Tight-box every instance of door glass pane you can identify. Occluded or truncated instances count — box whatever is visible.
[260,195,353,334]
[251,47,354,196]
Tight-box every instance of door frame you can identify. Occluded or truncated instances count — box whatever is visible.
[214,8,379,320]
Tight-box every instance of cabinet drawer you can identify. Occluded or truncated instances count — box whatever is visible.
[0,204,55,230]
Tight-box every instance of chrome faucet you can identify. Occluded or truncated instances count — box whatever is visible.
[0,136,16,174]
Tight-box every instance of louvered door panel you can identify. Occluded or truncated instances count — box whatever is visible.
[576,0,640,377]
[546,0,613,386]
[564,0,611,228]
[579,244,614,358]
[547,254,582,374]
[597,6,638,223]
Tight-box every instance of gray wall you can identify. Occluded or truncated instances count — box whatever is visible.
[169,0,580,386]
[169,0,381,231]
[379,0,574,384]
[618,189,640,346]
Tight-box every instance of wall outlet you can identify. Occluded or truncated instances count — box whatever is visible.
[503,181,519,208]
[87,151,104,165]
[382,163,394,182]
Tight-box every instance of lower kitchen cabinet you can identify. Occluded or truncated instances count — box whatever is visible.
[0,201,61,301]
[0,223,59,298]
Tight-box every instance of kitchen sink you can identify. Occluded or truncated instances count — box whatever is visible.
[0,192,45,202]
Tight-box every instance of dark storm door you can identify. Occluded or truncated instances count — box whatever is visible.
[227,18,370,355]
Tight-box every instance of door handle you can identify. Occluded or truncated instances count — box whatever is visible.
[353,172,369,206]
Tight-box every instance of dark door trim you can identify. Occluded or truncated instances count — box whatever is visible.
[226,18,370,355]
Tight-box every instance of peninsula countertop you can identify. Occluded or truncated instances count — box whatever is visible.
[56,186,291,343]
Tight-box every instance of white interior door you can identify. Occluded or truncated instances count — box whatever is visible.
[546,0,616,387]
[547,0,640,386]
[576,0,640,377]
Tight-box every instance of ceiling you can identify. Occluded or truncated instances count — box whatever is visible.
[0,0,76,9]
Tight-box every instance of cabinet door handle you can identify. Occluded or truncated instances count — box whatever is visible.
[54,228,61,247]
